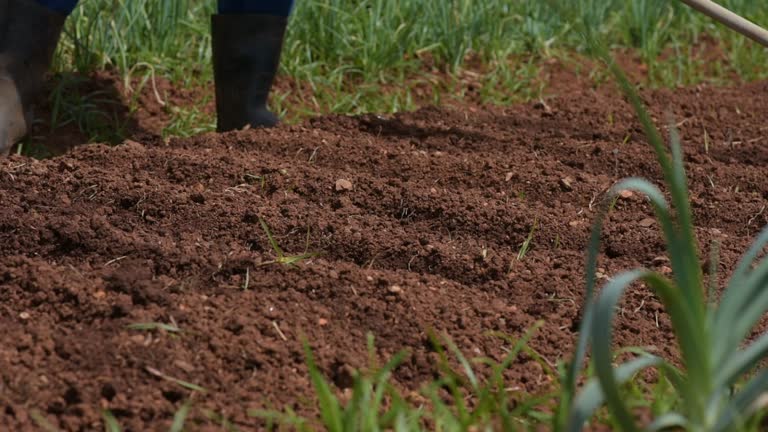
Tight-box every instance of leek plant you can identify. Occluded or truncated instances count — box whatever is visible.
[556,41,768,432]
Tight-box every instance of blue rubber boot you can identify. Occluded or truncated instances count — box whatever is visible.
[0,0,66,155]
[211,13,288,131]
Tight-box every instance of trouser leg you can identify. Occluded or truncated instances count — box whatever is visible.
[217,0,295,17]
[33,0,78,15]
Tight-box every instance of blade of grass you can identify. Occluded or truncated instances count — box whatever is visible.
[169,400,193,432]
[127,322,181,332]
[259,217,285,259]
[145,366,206,393]
[303,340,343,432]
[102,410,122,432]
[30,410,60,432]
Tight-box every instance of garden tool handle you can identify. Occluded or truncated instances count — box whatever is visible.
[679,0,768,48]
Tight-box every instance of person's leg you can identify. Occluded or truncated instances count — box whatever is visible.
[0,0,70,155]
[211,1,295,132]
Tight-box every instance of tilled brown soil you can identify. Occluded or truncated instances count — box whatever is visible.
[2,75,768,431]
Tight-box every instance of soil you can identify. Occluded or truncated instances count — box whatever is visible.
[2,61,768,431]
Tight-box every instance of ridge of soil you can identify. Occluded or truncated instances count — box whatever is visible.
[2,74,768,430]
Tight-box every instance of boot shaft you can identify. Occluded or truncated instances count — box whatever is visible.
[211,14,288,131]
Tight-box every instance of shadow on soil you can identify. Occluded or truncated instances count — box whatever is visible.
[13,72,151,159]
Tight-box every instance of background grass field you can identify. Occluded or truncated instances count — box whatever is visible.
[47,0,767,143]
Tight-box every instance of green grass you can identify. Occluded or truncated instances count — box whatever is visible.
[102,410,123,432]
[258,217,320,268]
[250,330,556,431]
[516,220,537,261]
[41,0,768,148]
[126,322,182,333]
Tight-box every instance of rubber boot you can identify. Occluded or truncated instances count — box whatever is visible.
[211,14,287,132]
[0,0,66,155]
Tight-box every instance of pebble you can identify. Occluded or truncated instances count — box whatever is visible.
[388,285,403,294]
[335,179,353,191]
[639,217,656,227]
[559,177,574,191]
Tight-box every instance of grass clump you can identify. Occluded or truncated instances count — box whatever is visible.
[258,218,319,268]
[252,328,553,431]
[251,336,421,431]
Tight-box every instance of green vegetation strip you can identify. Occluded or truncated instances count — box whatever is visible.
[44,0,767,144]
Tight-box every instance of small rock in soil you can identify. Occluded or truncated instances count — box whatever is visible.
[559,176,574,191]
[335,179,353,192]
[533,100,554,115]
[639,217,656,227]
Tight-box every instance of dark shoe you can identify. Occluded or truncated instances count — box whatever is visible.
[0,0,66,155]
[211,14,287,132]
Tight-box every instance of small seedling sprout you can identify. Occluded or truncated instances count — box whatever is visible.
[127,322,181,333]
[258,217,320,268]
[517,219,537,261]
